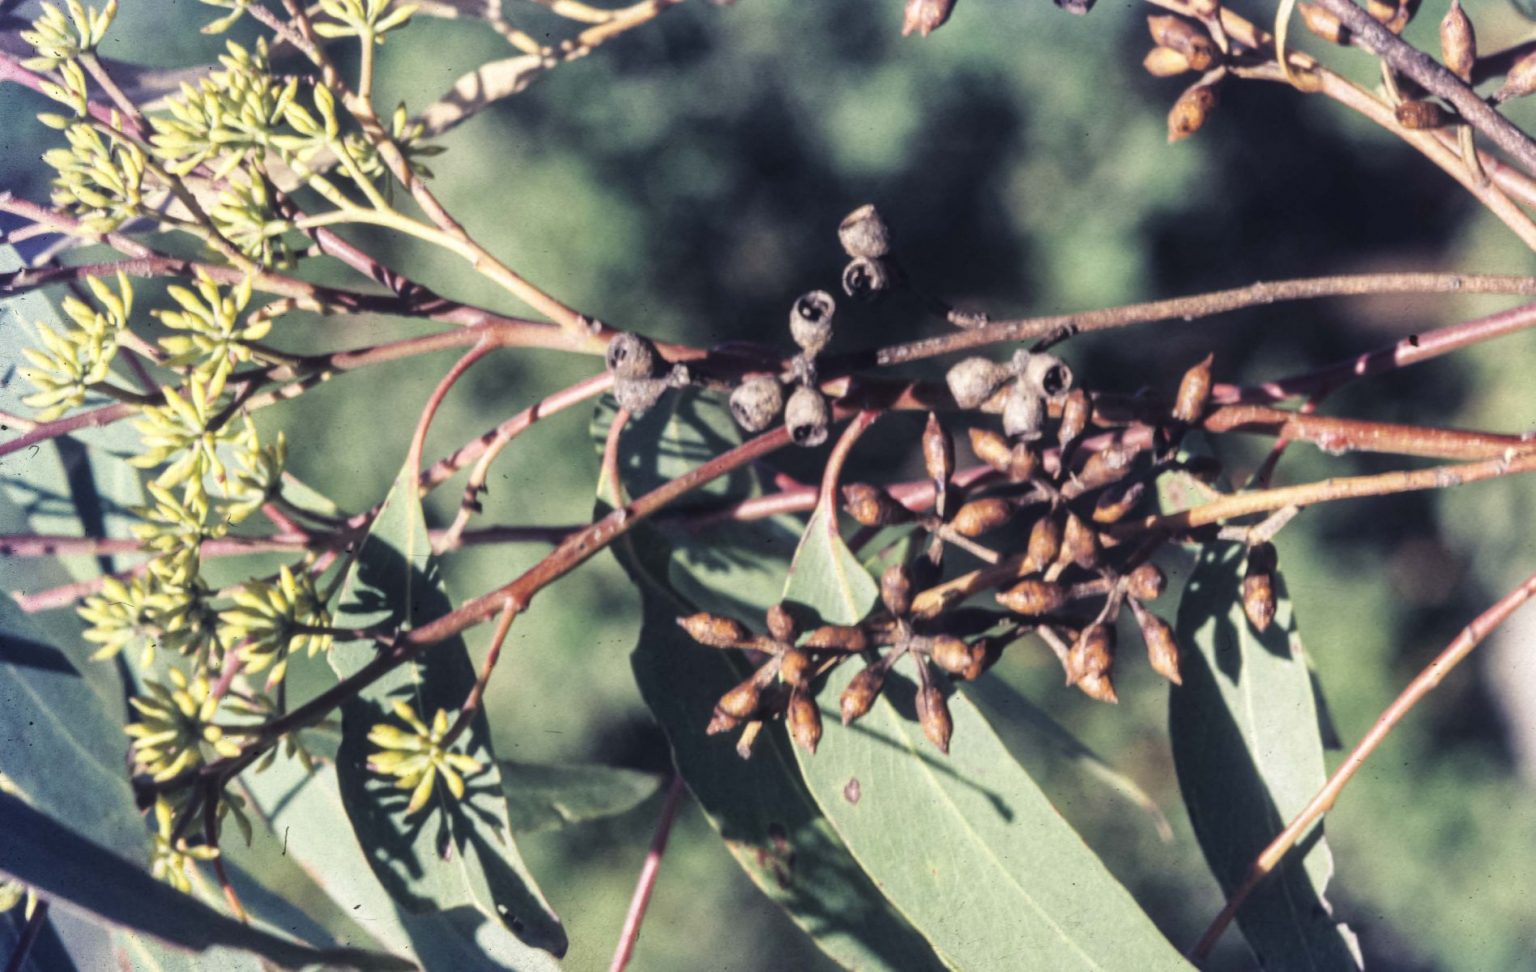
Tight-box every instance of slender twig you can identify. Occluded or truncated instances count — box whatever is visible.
[1191,567,1536,961]
[608,773,687,972]
[815,410,881,519]
[442,597,518,747]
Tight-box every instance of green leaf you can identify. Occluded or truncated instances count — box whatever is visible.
[498,761,661,833]
[783,517,1191,970]
[1170,542,1361,969]
[0,791,411,971]
[328,464,567,960]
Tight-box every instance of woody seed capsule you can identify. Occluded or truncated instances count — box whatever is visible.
[996,578,1068,616]
[789,290,837,356]
[842,257,893,301]
[1017,351,1074,399]
[1173,353,1214,424]
[802,625,869,653]
[881,563,914,616]
[1132,601,1182,685]
[950,496,1015,537]
[788,691,822,754]
[1243,542,1278,632]
[839,204,893,258]
[916,684,954,753]
[1092,481,1145,524]
[605,331,660,380]
[766,603,799,644]
[840,664,885,725]
[730,376,784,433]
[1440,0,1476,83]
[678,612,750,648]
[1126,563,1166,602]
[1003,384,1046,441]
[946,357,1013,410]
[779,648,813,689]
[1144,46,1193,78]
[785,385,831,447]
[842,482,914,527]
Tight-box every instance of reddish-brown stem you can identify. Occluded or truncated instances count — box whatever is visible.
[608,773,687,972]
[1201,405,1533,461]
[405,341,496,479]
[816,410,882,521]
[443,597,519,748]
[1192,567,1536,961]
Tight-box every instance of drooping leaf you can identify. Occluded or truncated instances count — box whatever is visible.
[498,761,661,833]
[0,791,411,971]
[783,515,1191,971]
[1170,542,1361,969]
[328,463,567,960]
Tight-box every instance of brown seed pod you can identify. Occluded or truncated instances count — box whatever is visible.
[605,331,660,380]
[1495,51,1536,104]
[922,412,954,488]
[928,635,974,676]
[779,648,813,689]
[950,496,1016,537]
[996,579,1068,616]
[1440,0,1475,83]
[842,257,893,301]
[785,385,831,447]
[729,375,785,433]
[1059,514,1102,570]
[1366,0,1410,33]
[959,638,994,681]
[1168,81,1219,143]
[840,664,885,725]
[706,708,742,735]
[838,203,892,258]
[1092,481,1145,524]
[1016,351,1074,400]
[902,0,958,37]
[789,290,836,356]
[1125,563,1167,602]
[1076,671,1120,704]
[1146,14,1218,72]
[967,427,1037,481]
[1002,384,1047,441]
[787,691,823,754]
[1024,515,1063,571]
[881,563,914,617]
[947,357,1013,410]
[678,612,750,648]
[1395,99,1453,130]
[841,482,914,527]
[802,625,869,653]
[1077,443,1139,491]
[1298,3,1350,44]
[1067,623,1116,685]
[1057,389,1090,446]
[1131,600,1182,685]
[1172,352,1214,424]
[716,678,762,720]
[1143,46,1193,78]
[766,603,799,644]
[916,684,953,753]
[1243,542,1278,632]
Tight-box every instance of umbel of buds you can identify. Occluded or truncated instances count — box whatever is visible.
[1243,542,1279,632]
[729,375,784,433]
[785,384,831,447]
[789,289,837,356]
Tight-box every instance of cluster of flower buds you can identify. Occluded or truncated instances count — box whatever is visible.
[605,331,691,416]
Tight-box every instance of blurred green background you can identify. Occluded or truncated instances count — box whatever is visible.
[6,0,1536,968]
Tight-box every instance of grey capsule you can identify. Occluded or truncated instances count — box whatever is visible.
[841,256,892,301]
[614,376,669,416]
[1016,351,1074,399]
[784,385,831,447]
[729,375,784,433]
[606,332,660,380]
[838,204,892,259]
[789,290,836,356]
[946,357,1013,410]
[1002,383,1046,441]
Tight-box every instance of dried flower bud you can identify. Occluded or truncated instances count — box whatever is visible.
[996,579,1068,615]
[928,635,973,676]
[1126,563,1166,602]
[730,375,784,433]
[789,290,836,356]
[916,684,953,753]
[1440,0,1475,82]
[903,0,958,36]
[946,357,1013,410]
[605,331,660,379]
[1243,542,1278,632]
[785,385,831,447]
[1395,99,1453,130]
[1077,443,1138,491]
[1147,14,1218,72]
[1060,514,1101,570]
[1495,51,1536,104]
[1057,389,1090,445]
[717,679,762,719]
[959,638,994,681]
[842,257,893,301]
[1092,481,1145,524]
[1168,81,1219,143]
[841,664,885,724]
[1171,353,1214,424]
[842,482,914,526]
[767,603,799,643]
[1016,351,1074,399]
[1132,601,1182,685]
[922,413,954,488]
[1144,46,1193,77]
[1367,0,1409,33]
[1024,515,1062,571]
[1003,384,1047,441]
[779,648,813,689]
[950,496,1015,537]
[788,691,822,753]
[802,625,869,653]
[1076,671,1119,704]
[881,563,914,616]
[706,708,742,735]
[1067,623,1115,684]
[678,612,749,647]
[1299,3,1349,44]
[838,204,892,259]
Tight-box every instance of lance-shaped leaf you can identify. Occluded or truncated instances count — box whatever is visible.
[498,761,661,833]
[328,464,566,960]
[1170,542,1361,969]
[784,509,1190,970]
